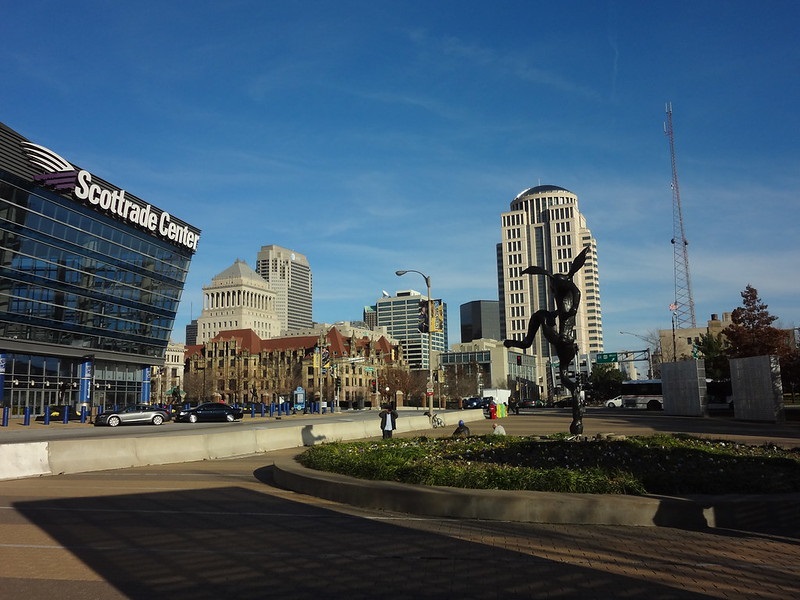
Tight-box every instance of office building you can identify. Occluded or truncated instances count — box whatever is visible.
[441,338,537,401]
[498,185,603,398]
[460,300,501,343]
[185,319,198,346]
[375,290,448,371]
[0,122,200,414]
[255,245,312,334]
[362,305,377,330]
[196,260,281,344]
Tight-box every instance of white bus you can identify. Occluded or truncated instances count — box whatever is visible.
[621,379,663,411]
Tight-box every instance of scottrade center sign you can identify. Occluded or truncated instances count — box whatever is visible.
[18,137,200,252]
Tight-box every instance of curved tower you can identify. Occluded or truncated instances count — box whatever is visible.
[497,185,603,397]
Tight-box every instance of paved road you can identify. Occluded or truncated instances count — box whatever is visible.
[1,410,798,599]
[0,407,393,444]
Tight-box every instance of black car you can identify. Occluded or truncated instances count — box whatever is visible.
[174,402,244,423]
[463,397,494,409]
[462,397,483,409]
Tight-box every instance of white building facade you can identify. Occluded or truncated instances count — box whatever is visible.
[498,185,603,397]
[196,260,281,343]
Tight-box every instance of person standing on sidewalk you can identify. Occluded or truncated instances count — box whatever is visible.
[379,404,398,439]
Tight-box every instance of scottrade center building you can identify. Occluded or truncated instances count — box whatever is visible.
[0,122,200,419]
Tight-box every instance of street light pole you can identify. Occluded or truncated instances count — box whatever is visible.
[396,269,434,414]
[619,331,654,379]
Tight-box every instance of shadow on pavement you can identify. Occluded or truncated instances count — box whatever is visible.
[15,477,722,600]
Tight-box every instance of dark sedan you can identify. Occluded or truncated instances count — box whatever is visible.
[174,402,244,423]
[94,404,170,427]
[462,397,493,409]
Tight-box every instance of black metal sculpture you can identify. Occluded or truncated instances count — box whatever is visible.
[504,246,590,435]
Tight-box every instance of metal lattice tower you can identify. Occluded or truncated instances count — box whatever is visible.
[664,102,696,328]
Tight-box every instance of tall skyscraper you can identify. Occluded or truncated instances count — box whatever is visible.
[497,185,603,396]
[255,245,312,334]
[375,290,448,371]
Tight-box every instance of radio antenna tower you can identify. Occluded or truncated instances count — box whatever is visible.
[664,102,696,328]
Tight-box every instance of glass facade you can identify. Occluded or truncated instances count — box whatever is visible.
[0,172,191,356]
[0,122,199,418]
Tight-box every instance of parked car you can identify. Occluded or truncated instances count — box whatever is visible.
[462,397,488,409]
[94,404,170,427]
[605,396,623,408]
[174,402,244,423]
[517,399,538,409]
[35,405,83,422]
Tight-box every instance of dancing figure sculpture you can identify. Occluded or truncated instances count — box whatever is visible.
[504,246,590,435]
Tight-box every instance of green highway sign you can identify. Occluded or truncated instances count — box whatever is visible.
[595,352,618,364]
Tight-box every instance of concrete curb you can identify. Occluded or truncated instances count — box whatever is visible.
[273,456,800,531]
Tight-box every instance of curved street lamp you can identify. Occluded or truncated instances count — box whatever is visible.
[396,269,434,413]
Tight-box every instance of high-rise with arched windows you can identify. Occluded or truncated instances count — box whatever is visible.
[497,185,603,399]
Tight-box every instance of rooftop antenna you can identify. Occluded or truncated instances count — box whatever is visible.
[664,102,696,328]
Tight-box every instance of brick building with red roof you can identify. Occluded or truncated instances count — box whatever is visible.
[185,326,410,408]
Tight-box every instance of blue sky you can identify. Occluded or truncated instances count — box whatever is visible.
[3,1,799,353]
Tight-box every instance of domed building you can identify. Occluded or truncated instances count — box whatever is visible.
[196,260,281,344]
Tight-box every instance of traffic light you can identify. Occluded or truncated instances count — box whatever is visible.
[335,376,342,388]
[516,355,522,366]
[418,300,430,333]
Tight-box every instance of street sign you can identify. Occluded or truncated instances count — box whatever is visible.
[595,352,618,364]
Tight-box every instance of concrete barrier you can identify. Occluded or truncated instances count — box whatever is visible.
[0,409,486,481]
[134,433,212,465]
[48,437,140,475]
[206,428,260,459]
[0,442,50,479]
